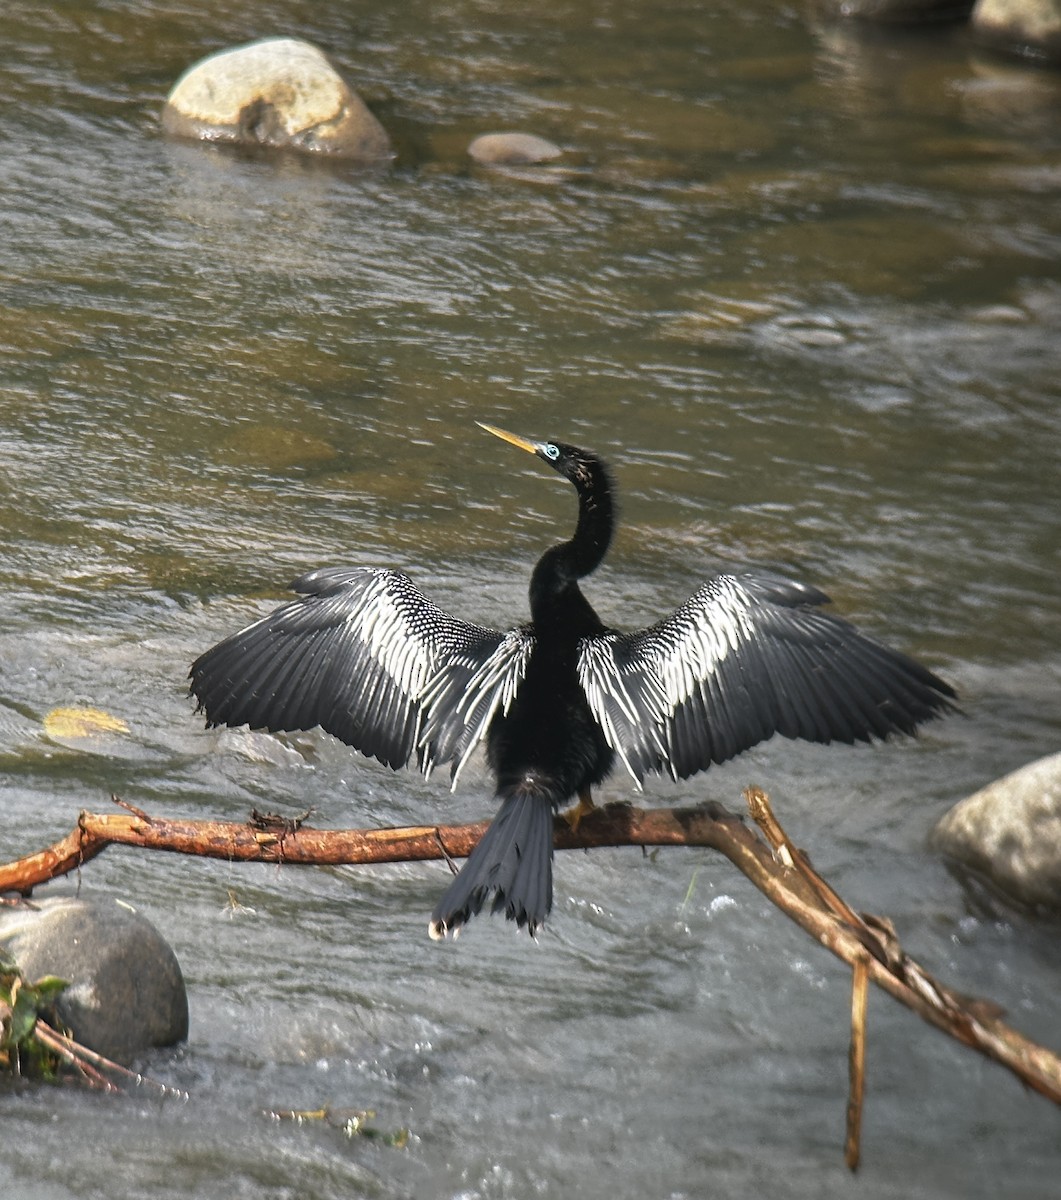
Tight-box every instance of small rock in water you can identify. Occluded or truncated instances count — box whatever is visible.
[0,896,188,1064]
[932,750,1061,911]
[971,0,1061,63]
[468,132,563,165]
[162,37,393,161]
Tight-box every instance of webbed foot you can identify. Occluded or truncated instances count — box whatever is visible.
[562,787,596,832]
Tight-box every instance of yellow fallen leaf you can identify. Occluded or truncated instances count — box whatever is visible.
[43,706,130,740]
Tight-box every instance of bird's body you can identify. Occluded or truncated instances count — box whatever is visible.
[485,443,615,802]
[190,424,955,938]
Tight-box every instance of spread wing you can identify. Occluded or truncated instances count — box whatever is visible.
[189,566,534,783]
[577,572,956,787]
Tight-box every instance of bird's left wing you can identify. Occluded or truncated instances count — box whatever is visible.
[577,572,956,787]
[189,565,533,782]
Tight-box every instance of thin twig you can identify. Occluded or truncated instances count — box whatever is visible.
[747,786,887,966]
[38,1023,188,1098]
[846,958,869,1171]
[31,1023,121,1093]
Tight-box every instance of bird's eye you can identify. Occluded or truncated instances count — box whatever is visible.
[542,443,560,460]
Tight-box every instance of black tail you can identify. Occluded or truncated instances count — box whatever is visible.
[429,783,556,940]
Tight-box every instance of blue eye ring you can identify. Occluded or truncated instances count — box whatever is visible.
[541,443,560,460]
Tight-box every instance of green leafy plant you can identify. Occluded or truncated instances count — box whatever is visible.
[0,949,69,1079]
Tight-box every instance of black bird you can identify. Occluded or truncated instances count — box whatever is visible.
[189,423,955,938]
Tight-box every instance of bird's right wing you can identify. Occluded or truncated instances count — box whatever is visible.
[189,566,534,782]
[577,572,955,787]
[417,625,535,783]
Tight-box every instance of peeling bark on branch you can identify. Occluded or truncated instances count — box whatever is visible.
[2,787,1060,1151]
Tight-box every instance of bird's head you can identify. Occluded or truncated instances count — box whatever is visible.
[476,422,601,492]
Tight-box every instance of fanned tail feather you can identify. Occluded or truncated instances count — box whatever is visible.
[429,781,557,940]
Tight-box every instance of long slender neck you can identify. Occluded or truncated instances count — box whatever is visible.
[529,457,614,636]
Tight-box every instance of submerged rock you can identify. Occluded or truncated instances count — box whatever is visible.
[0,896,188,1064]
[162,37,392,161]
[468,132,563,165]
[933,751,1061,911]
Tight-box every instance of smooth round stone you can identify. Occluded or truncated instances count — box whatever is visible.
[468,132,564,165]
[162,37,392,161]
[0,896,189,1064]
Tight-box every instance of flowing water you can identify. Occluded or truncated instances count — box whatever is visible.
[2,1,1060,1196]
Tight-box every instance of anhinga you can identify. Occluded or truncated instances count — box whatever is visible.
[189,423,955,938]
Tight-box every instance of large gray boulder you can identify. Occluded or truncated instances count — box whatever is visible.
[933,751,1061,911]
[162,37,393,161]
[0,896,188,1064]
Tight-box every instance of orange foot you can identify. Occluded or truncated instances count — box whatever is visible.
[562,787,596,832]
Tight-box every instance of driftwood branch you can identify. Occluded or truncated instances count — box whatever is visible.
[2,787,1059,1163]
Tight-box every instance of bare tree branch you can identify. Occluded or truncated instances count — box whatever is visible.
[2,786,1059,1151]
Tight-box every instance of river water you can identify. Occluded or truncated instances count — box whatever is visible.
[2,1,1060,1196]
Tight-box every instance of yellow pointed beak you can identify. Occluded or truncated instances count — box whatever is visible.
[476,421,539,455]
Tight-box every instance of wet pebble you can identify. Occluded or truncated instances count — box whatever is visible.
[468,132,564,165]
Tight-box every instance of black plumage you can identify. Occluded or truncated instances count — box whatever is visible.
[189,423,955,938]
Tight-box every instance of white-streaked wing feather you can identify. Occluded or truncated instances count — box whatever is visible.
[579,572,955,785]
[419,626,535,784]
[189,565,532,778]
